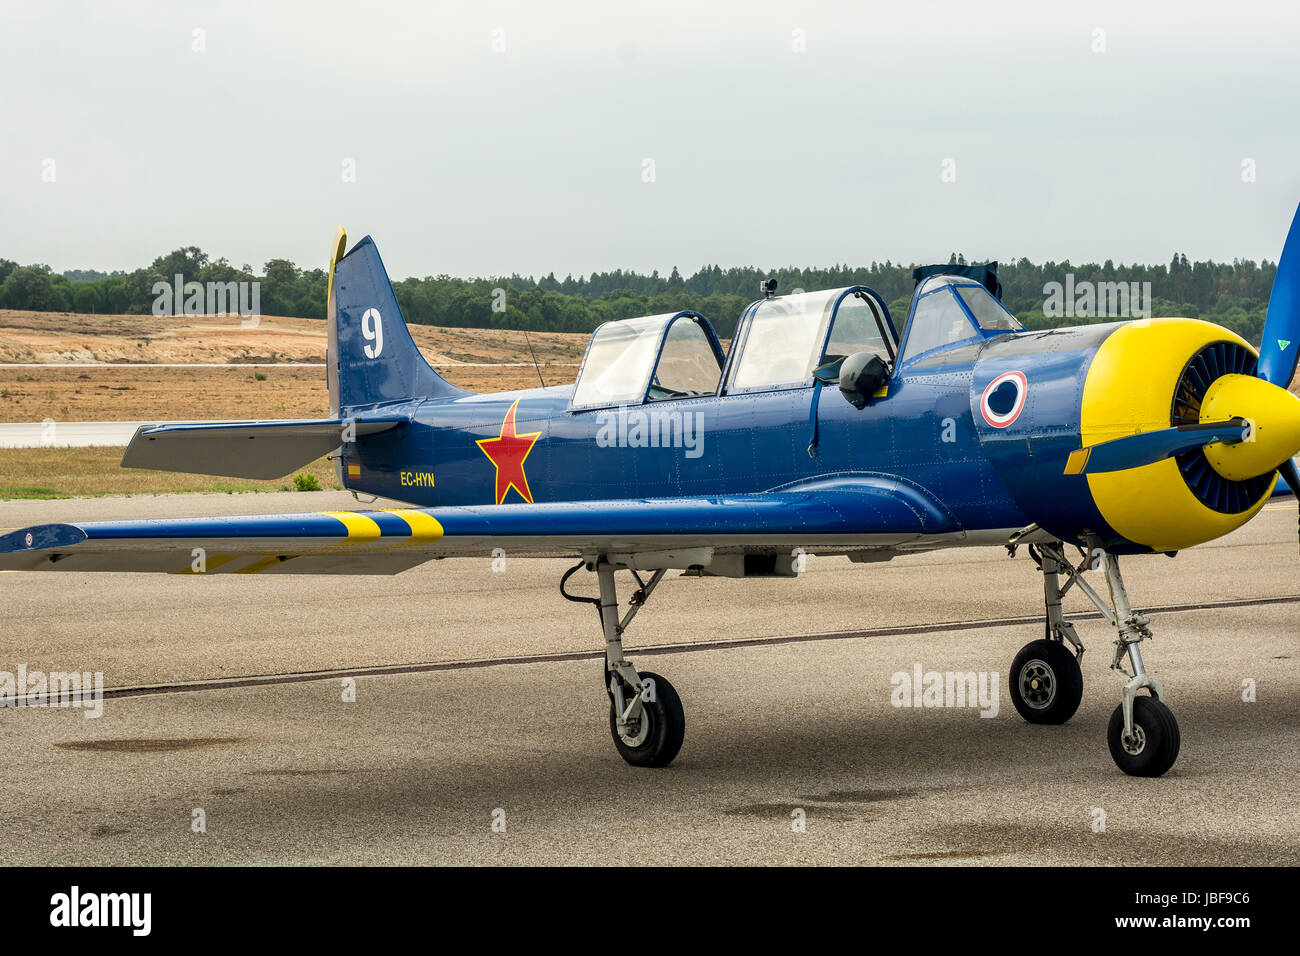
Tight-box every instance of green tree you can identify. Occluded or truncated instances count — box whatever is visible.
[1,266,60,310]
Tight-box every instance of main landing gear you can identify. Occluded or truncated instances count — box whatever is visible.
[1008,539,1180,777]
[561,559,685,767]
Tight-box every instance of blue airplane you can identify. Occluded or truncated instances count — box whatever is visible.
[5,211,1300,777]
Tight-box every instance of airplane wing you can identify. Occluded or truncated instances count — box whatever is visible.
[0,477,962,575]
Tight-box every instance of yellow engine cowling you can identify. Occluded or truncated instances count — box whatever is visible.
[1081,318,1277,553]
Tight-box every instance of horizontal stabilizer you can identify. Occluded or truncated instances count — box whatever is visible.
[121,418,402,479]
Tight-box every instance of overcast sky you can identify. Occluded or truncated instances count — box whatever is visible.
[3,0,1299,279]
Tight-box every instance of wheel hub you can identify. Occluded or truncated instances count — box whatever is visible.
[617,702,651,748]
[618,718,649,748]
[1121,723,1147,756]
[1019,659,1057,710]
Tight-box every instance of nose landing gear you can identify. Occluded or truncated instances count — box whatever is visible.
[1009,538,1180,777]
[1099,552,1180,776]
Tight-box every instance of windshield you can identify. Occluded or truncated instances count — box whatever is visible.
[957,285,1022,331]
[823,292,892,364]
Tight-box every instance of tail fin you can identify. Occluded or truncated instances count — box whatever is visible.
[326,228,468,415]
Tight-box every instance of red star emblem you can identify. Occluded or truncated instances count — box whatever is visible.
[475,398,542,504]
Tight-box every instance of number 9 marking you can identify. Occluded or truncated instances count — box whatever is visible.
[361,308,384,359]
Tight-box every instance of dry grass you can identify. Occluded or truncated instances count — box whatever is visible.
[0,366,328,421]
[0,446,341,500]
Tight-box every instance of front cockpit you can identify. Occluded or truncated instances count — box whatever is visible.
[722,287,898,394]
[899,275,1023,365]
[725,288,896,391]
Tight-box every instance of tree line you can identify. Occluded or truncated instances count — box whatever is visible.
[0,246,1280,344]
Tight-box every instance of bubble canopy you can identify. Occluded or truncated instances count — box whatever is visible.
[570,311,725,410]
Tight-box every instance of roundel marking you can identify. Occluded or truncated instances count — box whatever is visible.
[24,532,34,548]
[980,371,1027,428]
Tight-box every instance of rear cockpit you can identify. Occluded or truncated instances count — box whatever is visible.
[570,311,725,410]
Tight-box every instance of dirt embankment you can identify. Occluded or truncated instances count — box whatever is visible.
[0,308,587,365]
[0,309,584,422]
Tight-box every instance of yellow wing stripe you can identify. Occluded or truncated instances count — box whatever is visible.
[384,509,445,543]
[171,508,440,575]
[321,511,383,541]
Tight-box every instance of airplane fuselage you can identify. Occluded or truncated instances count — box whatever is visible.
[342,316,1277,558]
[341,324,1125,547]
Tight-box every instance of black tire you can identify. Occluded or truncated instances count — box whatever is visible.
[608,671,685,768]
[1009,638,1083,724]
[1108,696,1180,777]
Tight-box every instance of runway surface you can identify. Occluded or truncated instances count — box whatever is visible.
[0,420,175,448]
[2,491,1299,865]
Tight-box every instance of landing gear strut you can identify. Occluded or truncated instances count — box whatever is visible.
[562,559,685,767]
[1008,537,1180,777]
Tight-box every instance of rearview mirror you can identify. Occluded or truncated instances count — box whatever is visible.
[839,352,890,409]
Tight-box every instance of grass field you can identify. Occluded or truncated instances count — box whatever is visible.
[0,308,584,499]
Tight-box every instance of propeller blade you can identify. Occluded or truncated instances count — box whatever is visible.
[1064,419,1248,476]
[1279,457,1300,555]
[1257,203,1300,387]
[1278,456,1300,497]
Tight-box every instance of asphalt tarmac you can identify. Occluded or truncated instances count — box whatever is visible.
[2,491,1298,865]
